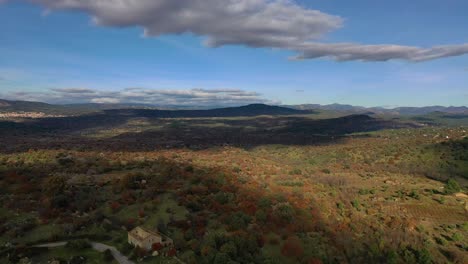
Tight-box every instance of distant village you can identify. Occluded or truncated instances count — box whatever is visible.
[0,111,64,119]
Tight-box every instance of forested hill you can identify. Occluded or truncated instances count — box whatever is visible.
[104,104,311,118]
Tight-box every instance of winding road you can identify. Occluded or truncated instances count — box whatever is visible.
[32,241,134,264]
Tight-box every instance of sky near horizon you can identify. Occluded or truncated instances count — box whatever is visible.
[0,0,467,107]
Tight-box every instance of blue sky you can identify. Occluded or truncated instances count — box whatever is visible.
[0,0,467,107]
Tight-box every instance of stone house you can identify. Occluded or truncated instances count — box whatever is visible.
[128,226,173,251]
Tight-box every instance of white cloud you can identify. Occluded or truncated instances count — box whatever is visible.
[90,97,120,104]
[291,42,468,62]
[32,0,342,47]
[17,0,467,62]
[0,87,274,106]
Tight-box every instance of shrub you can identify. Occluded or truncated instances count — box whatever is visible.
[185,165,194,173]
[386,250,398,264]
[336,202,344,215]
[358,189,369,195]
[461,222,468,231]
[289,169,302,175]
[435,236,447,246]
[279,181,304,187]
[416,248,432,264]
[452,232,462,241]
[444,179,461,194]
[409,190,420,200]
[351,199,360,211]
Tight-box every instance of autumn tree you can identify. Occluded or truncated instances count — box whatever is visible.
[281,236,304,259]
[152,242,163,251]
[43,175,67,197]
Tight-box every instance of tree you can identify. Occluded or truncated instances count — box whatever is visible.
[228,212,252,230]
[220,241,238,258]
[110,201,121,213]
[103,249,114,262]
[167,247,177,257]
[213,252,230,264]
[274,203,295,223]
[281,236,304,258]
[152,243,163,251]
[255,209,267,223]
[43,175,66,197]
[258,197,272,209]
[138,209,145,218]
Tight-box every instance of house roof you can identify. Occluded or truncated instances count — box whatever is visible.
[129,226,171,242]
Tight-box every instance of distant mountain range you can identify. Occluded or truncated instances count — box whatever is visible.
[0,99,308,117]
[284,103,468,115]
[104,104,308,118]
[0,99,158,115]
[0,98,467,116]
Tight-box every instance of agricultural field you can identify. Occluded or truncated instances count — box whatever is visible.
[0,109,466,264]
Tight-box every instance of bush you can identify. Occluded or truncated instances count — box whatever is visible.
[416,248,432,264]
[444,179,461,194]
[289,169,302,175]
[351,199,360,211]
[452,232,462,241]
[409,190,420,200]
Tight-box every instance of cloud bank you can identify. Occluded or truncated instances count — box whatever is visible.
[14,0,466,62]
[1,88,275,106]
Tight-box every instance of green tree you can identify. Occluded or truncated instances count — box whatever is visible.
[103,249,114,262]
[228,212,252,230]
[255,209,267,223]
[274,203,295,223]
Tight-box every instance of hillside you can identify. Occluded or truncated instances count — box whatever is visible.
[286,103,468,115]
[0,112,466,264]
[104,104,310,118]
[0,99,310,117]
[0,99,92,115]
